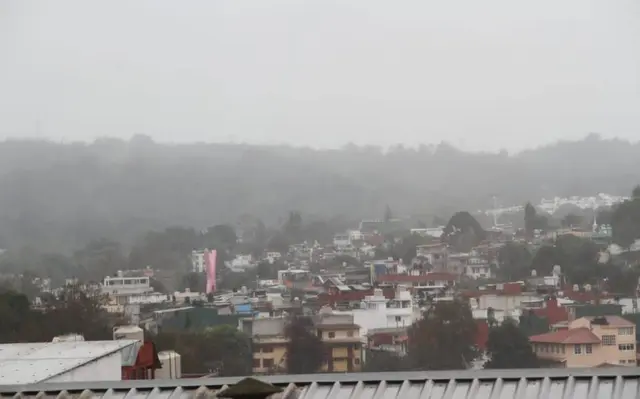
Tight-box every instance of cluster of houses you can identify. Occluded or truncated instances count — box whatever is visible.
[15,208,640,378]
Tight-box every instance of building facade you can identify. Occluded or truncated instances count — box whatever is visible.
[530,316,637,367]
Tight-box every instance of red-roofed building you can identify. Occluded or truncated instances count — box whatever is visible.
[121,341,161,380]
[532,297,569,325]
[529,316,637,368]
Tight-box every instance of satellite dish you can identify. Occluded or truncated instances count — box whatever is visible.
[572,284,579,292]
[585,284,592,292]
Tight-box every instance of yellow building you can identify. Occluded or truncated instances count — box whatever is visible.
[242,313,363,374]
[314,314,363,373]
[252,335,288,374]
[240,317,290,374]
[530,315,637,367]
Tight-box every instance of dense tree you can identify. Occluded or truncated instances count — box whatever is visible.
[407,299,477,370]
[154,326,252,376]
[283,211,303,239]
[0,284,117,343]
[181,272,207,292]
[562,213,583,228]
[363,350,412,372]
[201,224,237,250]
[524,203,550,236]
[256,260,284,280]
[603,263,640,295]
[128,227,199,271]
[497,242,532,281]
[42,283,116,340]
[484,318,539,369]
[74,238,127,281]
[531,235,601,285]
[524,202,537,238]
[612,190,640,249]
[266,232,290,254]
[0,290,46,342]
[0,137,639,253]
[217,269,256,292]
[443,212,486,252]
[384,204,393,223]
[285,315,325,374]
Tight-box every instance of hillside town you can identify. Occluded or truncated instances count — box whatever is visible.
[3,189,640,388]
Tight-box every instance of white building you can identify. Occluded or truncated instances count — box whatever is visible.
[410,227,445,238]
[102,274,153,305]
[0,338,139,384]
[265,251,282,264]
[335,286,420,336]
[348,230,364,241]
[191,250,207,273]
[333,234,351,249]
[226,254,255,272]
[465,257,492,279]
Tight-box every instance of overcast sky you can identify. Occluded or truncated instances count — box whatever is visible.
[1,0,639,152]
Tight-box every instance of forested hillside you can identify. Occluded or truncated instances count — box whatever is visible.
[0,134,637,252]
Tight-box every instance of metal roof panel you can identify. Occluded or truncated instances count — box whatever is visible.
[0,340,138,384]
[3,369,640,399]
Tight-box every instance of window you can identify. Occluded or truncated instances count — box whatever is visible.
[619,327,634,335]
[262,345,273,353]
[395,316,402,323]
[619,343,635,351]
[602,335,616,346]
[586,344,593,354]
[317,331,323,339]
[328,332,335,339]
[347,330,354,337]
[574,344,582,355]
[561,345,565,354]
[354,358,360,365]
[253,358,261,368]
[263,359,274,368]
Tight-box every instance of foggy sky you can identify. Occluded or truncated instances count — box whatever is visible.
[1,0,639,152]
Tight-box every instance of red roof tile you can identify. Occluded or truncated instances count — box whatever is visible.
[532,298,569,324]
[529,327,600,344]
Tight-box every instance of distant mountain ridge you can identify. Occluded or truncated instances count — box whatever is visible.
[0,135,637,251]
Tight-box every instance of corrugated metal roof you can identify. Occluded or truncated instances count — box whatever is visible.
[0,340,138,384]
[3,368,640,398]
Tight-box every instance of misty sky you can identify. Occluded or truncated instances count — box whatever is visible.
[1,0,639,152]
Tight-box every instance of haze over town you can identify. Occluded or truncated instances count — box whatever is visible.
[2,0,639,152]
[3,1,640,397]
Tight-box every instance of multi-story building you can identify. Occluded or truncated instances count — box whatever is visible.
[333,234,351,249]
[530,315,637,367]
[463,254,492,279]
[313,313,362,373]
[240,317,289,374]
[415,243,448,270]
[191,250,207,273]
[333,286,418,335]
[102,274,153,305]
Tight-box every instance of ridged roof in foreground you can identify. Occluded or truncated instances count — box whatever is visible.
[2,367,640,398]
